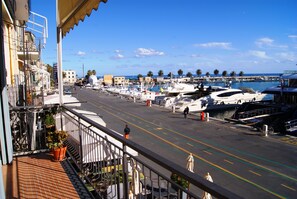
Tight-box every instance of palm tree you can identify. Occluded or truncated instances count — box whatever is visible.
[214,69,219,76]
[92,70,96,75]
[239,71,244,76]
[186,72,193,77]
[158,70,164,77]
[87,70,92,76]
[222,70,228,77]
[62,72,66,79]
[147,71,153,77]
[196,69,202,77]
[205,72,210,77]
[46,64,53,76]
[137,74,143,79]
[177,69,183,77]
[230,71,236,77]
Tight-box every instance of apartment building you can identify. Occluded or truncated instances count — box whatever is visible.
[113,76,129,86]
[63,70,76,84]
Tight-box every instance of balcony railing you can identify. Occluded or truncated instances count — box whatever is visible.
[10,104,241,199]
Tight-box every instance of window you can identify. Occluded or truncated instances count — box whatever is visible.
[217,91,242,97]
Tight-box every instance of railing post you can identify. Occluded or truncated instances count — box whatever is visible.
[122,143,129,199]
[59,106,63,131]
[78,117,83,176]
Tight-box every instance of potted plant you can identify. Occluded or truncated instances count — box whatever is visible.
[170,173,189,194]
[45,113,55,128]
[46,130,68,161]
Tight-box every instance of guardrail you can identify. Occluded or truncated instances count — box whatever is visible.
[60,106,241,199]
[285,119,297,132]
[10,105,241,198]
[237,107,280,119]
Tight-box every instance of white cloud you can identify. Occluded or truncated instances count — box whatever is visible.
[191,54,201,58]
[255,37,274,47]
[249,50,270,59]
[112,53,124,59]
[115,49,121,53]
[276,52,296,61]
[255,37,287,49]
[77,51,86,56]
[288,35,297,39]
[194,42,232,49]
[135,48,164,57]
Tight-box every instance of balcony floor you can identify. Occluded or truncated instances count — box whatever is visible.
[2,152,93,199]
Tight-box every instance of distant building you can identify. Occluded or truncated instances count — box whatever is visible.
[144,76,153,83]
[53,63,58,84]
[156,76,164,83]
[63,70,76,84]
[103,75,113,86]
[113,76,129,86]
[88,75,97,85]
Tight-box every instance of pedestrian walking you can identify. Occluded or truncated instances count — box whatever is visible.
[183,106,189,118]
[124,124,130,139]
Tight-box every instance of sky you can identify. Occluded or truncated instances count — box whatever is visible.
[30,0,297,77]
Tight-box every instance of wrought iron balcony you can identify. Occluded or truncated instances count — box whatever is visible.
[7,104,240,199]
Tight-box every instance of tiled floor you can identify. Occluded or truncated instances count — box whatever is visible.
[2,153,92,199]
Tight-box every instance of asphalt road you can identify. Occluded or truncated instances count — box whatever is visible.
[69,87,297,199]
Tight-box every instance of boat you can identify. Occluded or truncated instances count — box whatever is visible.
[175,86,267,113]
[160,82,200,108]
[229,72,297,134]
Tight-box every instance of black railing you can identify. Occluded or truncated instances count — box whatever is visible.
[10,104,241,199]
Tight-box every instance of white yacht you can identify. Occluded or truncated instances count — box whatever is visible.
[175,87,267,113]
[160,82,197,107]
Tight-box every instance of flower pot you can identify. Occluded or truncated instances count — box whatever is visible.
[53,146,67,161]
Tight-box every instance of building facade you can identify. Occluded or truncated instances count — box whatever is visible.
[103,74,113,86]
[63,70,76,84]
[113,76,129,86]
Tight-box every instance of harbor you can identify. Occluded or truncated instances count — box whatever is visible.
[1,1,297,198]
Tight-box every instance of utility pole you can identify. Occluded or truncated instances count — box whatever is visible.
[82,64,84,78]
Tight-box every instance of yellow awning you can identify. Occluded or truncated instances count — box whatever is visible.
[57,0,107,37]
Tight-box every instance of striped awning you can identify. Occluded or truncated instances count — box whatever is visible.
[57,0,107,37]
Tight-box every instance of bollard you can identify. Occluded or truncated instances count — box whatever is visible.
[200,112,205,121]
[262,124,268,137]
[172,105,176,113]
[205,112,209,122]
[133,97,136,103]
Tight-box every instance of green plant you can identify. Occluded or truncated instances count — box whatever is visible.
[45,113,55,127]
[46,130,68,150]
[170,173,189,189]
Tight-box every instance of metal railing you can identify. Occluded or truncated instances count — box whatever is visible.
[59,106,240,199]
[285,119,297,132]
[237,107,280,119]
[10,105,241,199]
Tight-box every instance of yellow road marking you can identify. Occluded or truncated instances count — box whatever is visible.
[281,184,296,191]
[224,159,234,165]
[156,127,163,130]
[249,170,262,177]
[88,100,287,199]
[90,98,297,183]
[187,143,194,147]
[203,150,212,155]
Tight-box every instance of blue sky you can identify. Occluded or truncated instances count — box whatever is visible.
[31,0,297,77]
